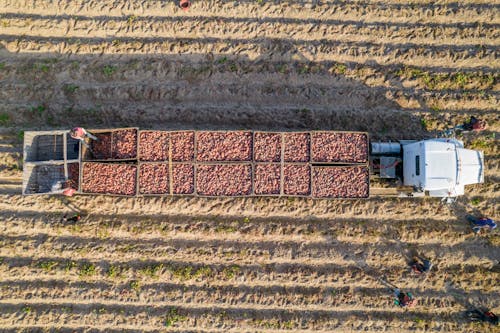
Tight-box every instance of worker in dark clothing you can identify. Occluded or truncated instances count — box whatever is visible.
[467,215,497,234]
[63,213,81,223]
[393,288,416,307]
[410,256,432,275]
[467,309,499,325]
[460,116,487,131]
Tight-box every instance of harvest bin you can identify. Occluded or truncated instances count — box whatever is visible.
[138,130,169,162]
[311,131,369,164]
[81,162,137,196]
[23,163,66,195]
[312,166,370,198]
[81,128,138,162]
[24,130,80,162]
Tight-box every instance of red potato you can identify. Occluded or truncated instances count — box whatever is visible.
[82,163,136,196]
[312,132,368,163]
[284,133,310,162]
[112,129,137,159]
[283,164,311,195]
[254,164,280,195]
[254,132,281,162]
[312,166,369,198]
[139,163,169,194]
[197,164,252,196]
[196,131,252,162]
[172,164,195,194]
[171,131,195,161]
[139,131,169,161]
[67,162,79,190]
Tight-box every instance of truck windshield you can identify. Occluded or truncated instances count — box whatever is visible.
[415,155,420,176]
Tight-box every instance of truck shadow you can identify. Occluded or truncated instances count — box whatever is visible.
[0,45,433,141]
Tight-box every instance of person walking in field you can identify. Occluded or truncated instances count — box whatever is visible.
[467,215,497,234]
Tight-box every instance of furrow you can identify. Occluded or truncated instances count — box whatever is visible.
[1,15,498,46]
[1,36,497,69]
[1,0,498,24]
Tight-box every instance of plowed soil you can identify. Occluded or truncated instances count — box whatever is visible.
[0,0,498,332]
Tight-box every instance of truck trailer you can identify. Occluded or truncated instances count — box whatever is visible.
[22,128,484,199]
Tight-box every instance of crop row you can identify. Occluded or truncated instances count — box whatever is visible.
[80,162,369,198]
[87,130,368,163]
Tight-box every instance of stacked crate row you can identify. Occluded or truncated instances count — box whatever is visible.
[79,129,370,198]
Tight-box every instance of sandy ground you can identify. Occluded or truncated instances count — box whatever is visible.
[0,0,499,331]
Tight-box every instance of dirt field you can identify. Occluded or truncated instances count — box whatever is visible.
[0,0,499,331]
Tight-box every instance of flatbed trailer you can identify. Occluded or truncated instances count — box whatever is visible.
[22,128,484,199]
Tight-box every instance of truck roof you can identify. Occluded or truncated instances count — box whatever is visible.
[403,139,484,197]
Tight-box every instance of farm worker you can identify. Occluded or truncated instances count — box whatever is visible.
[69,127,98,141]
[460,116,487,131]
[393,289,416,308]
[62,187,76,197]
[467,309,499,325]
[63,213,81,223]
[410,256,432,275]
[179,0,190,10]
[467,215,497,234]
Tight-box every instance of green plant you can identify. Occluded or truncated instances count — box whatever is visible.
[332,63,347,74]
[127,15,137,25]
[22,306,32,314]
[102,65,117,76]
[193,266,212,279]
[64,260,77,273]
[215,224,237,233]
[172,266,193,281]
[229,63,237,72]
[63,83,79,93]
[130,280,141,292]
[30,105,46,116]
[256,0,264,5]
[222,265,240,279]
[0,62,5,70]
[0,113,10,126]
[139,264,164,279]
[107,265,121,279]
[470,197,482,206]
[39,261,58,272]
[79,262,96,277]
[35,63,50,72]
[164,307,187,327]
[277,64,287,74]
[420,118,428,130]
[217,56,228,64]
[17,130,24,142]
[453,72,470,87]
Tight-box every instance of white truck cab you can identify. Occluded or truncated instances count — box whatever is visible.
[402,139,484,197]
